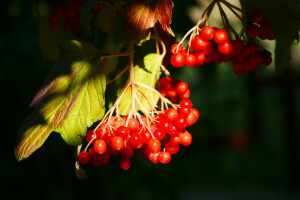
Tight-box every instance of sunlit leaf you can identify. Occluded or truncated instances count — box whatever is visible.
[15,41,106,161]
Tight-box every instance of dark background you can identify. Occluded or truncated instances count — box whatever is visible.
[1,0,300,199]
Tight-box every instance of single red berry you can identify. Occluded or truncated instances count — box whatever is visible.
[153,129,166,141]
[111,136,124,150]
[260,22,273,35]
[85,130,96,143]
[77,151,90,165]
[191,35,209,51]
[174,115,187,129]
[180,99,193,109]
[164,108,179,122]
[218,40,232,54]
[159,77,173,89]
[170,134,181,145]
[165,142,179,154]
[250,54,262,68]
[180,132,192,146]
[93,139,107,154]
[115,126,130,139]
[214,29,228,43]
[191,108,200,121]
[129,133,142,149]
[120,146,134,158]
[251,9,264,24]
[267,33,277,40]
[179,89,190,99]
[171,44,184,54]
[179,107,191,117]
[99,152,111,165]
[262,54,272,66]
[193,51,205,65]
[171,53,185,68]
[203,42,215,55]
[186,110,198,126]
[159,151,171,164]
[200,26,214,40]
[148,139,161,153]
[176,82,189,95]
[127,118,140,133]
[167,87,177,98]
[141,130,152,144]
[120,158,131,170]
[242,43,257,57]
[247,24,260,38]
[232,39,244,51]
[158,120,172,133]
[185,53,196,67]
[244,63,255,72]
[149,152,161,163]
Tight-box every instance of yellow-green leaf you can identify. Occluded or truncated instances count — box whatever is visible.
[118,53,163,115]
[15,41,106,161]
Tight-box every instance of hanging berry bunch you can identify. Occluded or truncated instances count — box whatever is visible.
[168,0,276,76]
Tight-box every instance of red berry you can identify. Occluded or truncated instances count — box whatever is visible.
[129,133,142,149]
[127,118,140,133]
[251,9,264,24]
[167,87,177,98]
[180,99,193,109]
[185,53,196,66]
[171,44,184,54]
[77,151,90,165]
[262,54,272,66]
[120,146,134,158]
[159,151,171,164]
[250,54,262,68]
[267,33,277,40]
[148,139,161,153]
[175,82,189,94]
[191,108,200,121]
[159,77,173,89]
[186,111,198,127]
[194,51,205,65]
[171,53,185,68]
[247,24,260,38]
[120,158,131,170]
[170,134,181,145]
[214,29,228,43]
[179,107,191,117]
[179,89,190,99]
[203,42,215,55]
[165,142,179,154]
[85,130,96,143]
[111,136,124,150]
[149,152,160,163]
[158,120,172,133]
[200,26,214,40]
[164,108,179,122]
[191,36,209,51]
[180,132,192,146]
[153,129,166,140]
[174,115,187,129]
[218,40,232,54]
[115,126,130,139]
[260,22,273,35]
[93,139,107,154]
[141,130,152,144]
[232,39,244,51]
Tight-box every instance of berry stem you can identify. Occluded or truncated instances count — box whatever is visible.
[106,65,129,85]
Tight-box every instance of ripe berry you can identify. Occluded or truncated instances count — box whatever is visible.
[115,126,130,139]
[174,115,187,129]
[251,9,264,24]
[218,41,232,54]
[164,108,179,122]
[159,77,173,89]
[148,139,161,153]
[170,134,181,145]
[171,53,185,68]
[153,129,166,140]
[191,35,209,51]
[180,132,192,146]
[120,158,131,170]
[77,151,90,165]
[260,22,273,35]
[250,54,262,68]
[127,118,140,133]
[232,39,244,51]
[262,54,272,66]
[179,89,190,99]
[165,142,179,154]
[171,44,184,54]
[200,26,214,40]
[85,130,96,143]
[180,99,193,109]
[214,29,228,43]
[247,24,260,38]
[193,51,205,65]
[93,139,107,154]
[149,152,160,163]
[111,136,124,150]
[185,53,196,66]
[120,146,134,158]
[141,130,152,144]
[267,33,277,40]
[159,151,171,164]
[129,133,142,149]
[203,42,215,55]
[176,82,189,95]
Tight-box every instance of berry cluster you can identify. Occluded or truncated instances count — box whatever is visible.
[77,78,199,170]
[247,10,277,40]
[48,0,83,37]
[159,77,190,102]
[170,26,233,68]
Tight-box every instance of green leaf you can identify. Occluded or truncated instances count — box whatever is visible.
[15,41,106,161]
[240,0,300,74]
[118,53,163,115]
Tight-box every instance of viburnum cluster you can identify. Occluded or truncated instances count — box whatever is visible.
[48,0,83,36]
[168,6,276,76]
[77,78,199,170]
